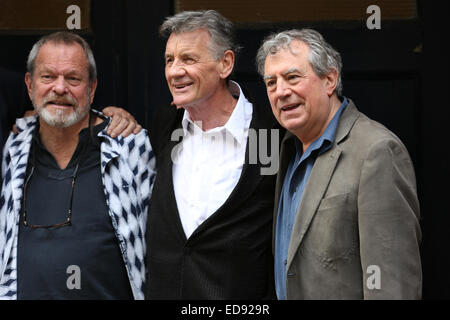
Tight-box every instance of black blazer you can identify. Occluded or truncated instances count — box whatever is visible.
[146,96,282,299]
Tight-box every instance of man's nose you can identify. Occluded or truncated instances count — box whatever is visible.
[275,79,292,98]
[52,76,68,95]
[167,60,187,78]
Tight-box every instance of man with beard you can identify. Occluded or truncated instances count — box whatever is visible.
[0,68,140,157]
[0,32,155,299]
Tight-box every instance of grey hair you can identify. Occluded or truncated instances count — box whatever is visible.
[256,29,343,95]
[159,10,239,60]
[27,31,97,84]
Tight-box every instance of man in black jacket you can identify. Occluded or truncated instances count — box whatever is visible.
[146,10,280,299]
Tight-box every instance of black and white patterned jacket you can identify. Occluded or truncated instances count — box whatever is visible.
[0,110,155,299]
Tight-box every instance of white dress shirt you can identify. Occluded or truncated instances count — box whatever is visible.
[172,81,253,239]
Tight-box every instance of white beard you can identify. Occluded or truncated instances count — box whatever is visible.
[38,106,89,128]
[32,90,91,128]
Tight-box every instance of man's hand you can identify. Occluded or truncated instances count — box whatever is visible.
[102,106,142,138]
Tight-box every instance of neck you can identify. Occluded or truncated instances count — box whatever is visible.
[184,82,237,131]
[297,95,342,152]
[38,113,91,170]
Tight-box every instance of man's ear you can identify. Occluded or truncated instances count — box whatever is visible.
[325,68,338,96]
[218,50,235,79]
[89,78,98,104]
[24,72,33,100]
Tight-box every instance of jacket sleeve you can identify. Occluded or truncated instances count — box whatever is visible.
[1,131,16,182]
[358,137,422,299]
[133,129,156,215]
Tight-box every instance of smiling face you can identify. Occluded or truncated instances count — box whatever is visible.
[164,29,225,109]
[263,40,337,143]
[25,42,97,128]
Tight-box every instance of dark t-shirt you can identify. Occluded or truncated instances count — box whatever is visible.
[17,118,133,299]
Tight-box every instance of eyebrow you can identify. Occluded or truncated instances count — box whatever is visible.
[165,51,197,57]
[283,68,301,75]
[39,69,83,78]
[37,66,54,72]
[263,67,301,80]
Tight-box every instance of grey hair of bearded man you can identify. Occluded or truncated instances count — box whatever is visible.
[26,31,97,84]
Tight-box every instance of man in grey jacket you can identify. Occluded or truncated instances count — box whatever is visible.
[257,28,422,299]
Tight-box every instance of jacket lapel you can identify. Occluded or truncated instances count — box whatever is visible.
[1,118,35,272]
[232,101,280,204]
[8,120,35,212]
[272,131,295,250]
[189,102,280,240]
[8,131,33,219]
[285,100,360,270]
[273,132,295,209]
[286,147,342,268]
[160,135,189,242]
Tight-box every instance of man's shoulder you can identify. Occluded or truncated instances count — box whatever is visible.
[338,100,403,146]
[353,112,404,145]
[148,105,183,154]
[101,127,150,151]
[230,81,280,130]
[14,115,38,133]
[341,107,410,160]
[152,105,183,129]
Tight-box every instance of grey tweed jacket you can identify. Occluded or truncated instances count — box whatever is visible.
[274,100,422,299]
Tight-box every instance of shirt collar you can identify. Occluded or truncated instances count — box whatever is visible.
[295,96,349,159]
[181,80,250,146]
[31,111,108,149]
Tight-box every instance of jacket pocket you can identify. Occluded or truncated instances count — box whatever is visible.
[303,192,358,268]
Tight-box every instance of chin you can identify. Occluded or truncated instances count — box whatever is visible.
[282,120,303,133]
[39,106,89,128]
[173,99,196,108]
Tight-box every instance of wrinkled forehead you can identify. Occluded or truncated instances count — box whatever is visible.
[166,29,211,47]
[264,41,310,73]
[271,39,309,59]
[165,29,217,57]
[36,42,88,65]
